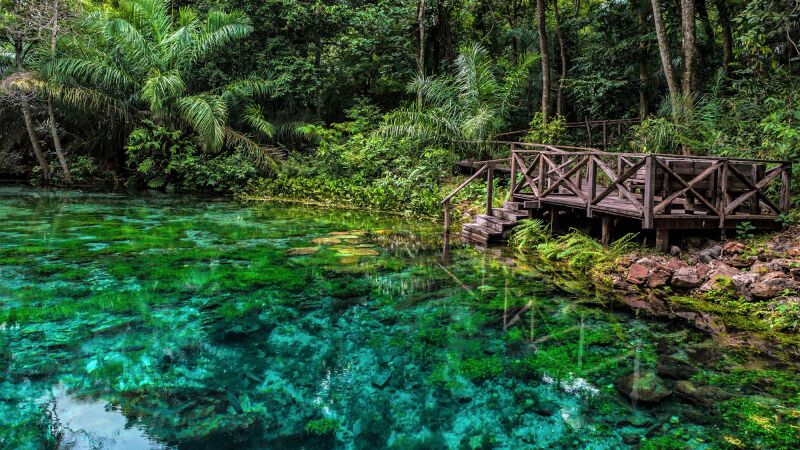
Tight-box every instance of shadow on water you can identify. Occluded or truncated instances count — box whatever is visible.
[0,186,798,449]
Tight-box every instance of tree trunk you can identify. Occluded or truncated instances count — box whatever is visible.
[713,0,732,73]
[417,0,426,106]
[553,0,568,117]
[49,0,71,183]
[15,39,50,180]
[696,0,714,53]
[638,0,649,119]
[537,0,551,122]
[680,0,695,103]
[650,0,680,119]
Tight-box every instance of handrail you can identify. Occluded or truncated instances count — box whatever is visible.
[441,163,491,205]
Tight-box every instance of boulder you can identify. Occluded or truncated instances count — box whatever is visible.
[729,256,757,268]
[626,263,650,285]
[731,271,760,293]
[671,267,704,289]
[698,245,722,263]
[670,246,682,257]
[723,241,746,255]
[674,380,732,408]
[614,372,673,403]
[647,266,673,289]
[698,262,740,291]
[750,272,800,299]
[656,355,697,380]
[666,259,688,271]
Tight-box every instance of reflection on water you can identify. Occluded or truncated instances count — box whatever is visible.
[0,186,798,449]
[45,385,166,450]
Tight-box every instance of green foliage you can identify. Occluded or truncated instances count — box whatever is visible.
[736,221,757,240]
[523,113,566,144]
[509,219,550,251]
[126,121,256,193]
[537,230,637,271]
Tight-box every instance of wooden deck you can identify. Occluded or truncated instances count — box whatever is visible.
[443,143,792,249]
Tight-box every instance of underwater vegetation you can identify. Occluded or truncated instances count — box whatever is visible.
[0,186,798,449]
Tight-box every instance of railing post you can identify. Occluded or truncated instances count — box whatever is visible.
[643,154,656,229]
[509,143,517,197]
[719,160,729,229]
[443,199,451,235]
[781,162,792,214]
[537,151,546,204]
[586,154,596,218]
[486,162,494,216]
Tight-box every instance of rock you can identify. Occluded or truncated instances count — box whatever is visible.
[685,341,722,364]
[647,266,672,289]
[287,246,320,256]
[610,274,638,293]
[723,241,746,255]
[666,259,688,271]
[731,271,760,293]
[622,292,668,315]
[614,372,673,403]
[535,399,558,417]
[621,433,641,445]
[729,256,756,268]
[674,380,732,408]
[698,245,722,263]
[669,245,682,257]
[674,311,727,335]
[671,267,703,289]
[750,272,800,299]
[656,355,697,380]
[698,262,740,291]
[372,370,392,388]
[626,264,650,285]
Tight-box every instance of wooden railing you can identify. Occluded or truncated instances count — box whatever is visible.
[441,158,506,237]
[509,144,792,229]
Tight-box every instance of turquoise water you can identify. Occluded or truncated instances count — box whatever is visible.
[1,186,798,449]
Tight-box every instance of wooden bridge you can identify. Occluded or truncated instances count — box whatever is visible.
[443,143,792,250]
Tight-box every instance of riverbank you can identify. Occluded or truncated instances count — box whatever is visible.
[516,226,800,362]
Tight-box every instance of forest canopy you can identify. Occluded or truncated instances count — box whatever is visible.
[1,0,798,214]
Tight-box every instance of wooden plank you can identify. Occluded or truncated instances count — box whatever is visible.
[725,164,782,214]
[592,159,646,209]
[540,154,589,200]
[593,157,644,214]
[643,155,656,229]
[442,163,489,204]
[486,163,494,216]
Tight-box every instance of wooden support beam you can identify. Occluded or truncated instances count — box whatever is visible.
[655,228,669,252]
[601,216,611,246]
[643,155,656,229]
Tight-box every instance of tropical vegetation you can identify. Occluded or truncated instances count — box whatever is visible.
[0,0,798,214]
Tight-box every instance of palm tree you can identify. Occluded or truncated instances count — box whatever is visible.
[381,43,533,157]
[46,0,278,166]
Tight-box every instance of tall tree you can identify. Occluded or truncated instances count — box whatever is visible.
[637,0,649,119]
[417,0,426,106]
[553,0,568,117]
[650,0,680,118]
[1,0,51,179]
[536,0,550,122]
[680,0,696,105]
[713,0,733,73]
[47,0,70,183]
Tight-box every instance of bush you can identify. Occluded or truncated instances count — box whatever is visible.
[126,121,257,194]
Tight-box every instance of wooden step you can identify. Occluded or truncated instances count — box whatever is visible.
[462,223,501,239]
[461,230,489,244]
[476,214,515,232]
[492,208,530,222]
[503,201,525,211]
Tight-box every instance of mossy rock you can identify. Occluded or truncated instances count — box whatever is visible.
[310,237,342,245]
[287,246,320,256]
[331,246,380,257]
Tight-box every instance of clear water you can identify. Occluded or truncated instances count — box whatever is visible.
[1,186,798,449]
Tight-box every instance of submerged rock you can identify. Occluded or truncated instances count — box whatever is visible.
[287,246,320,256]
[614,372,673,403]
[656,355,697,380]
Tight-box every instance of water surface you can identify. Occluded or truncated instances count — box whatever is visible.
[1,186,798,449]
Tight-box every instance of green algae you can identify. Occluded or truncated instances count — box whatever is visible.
[1,186,799,449]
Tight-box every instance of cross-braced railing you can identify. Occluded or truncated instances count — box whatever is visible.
[509,143,792,229]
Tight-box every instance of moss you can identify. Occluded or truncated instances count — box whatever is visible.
[304,418,341,435]
[459,356,504,380]
[718,397,800,449]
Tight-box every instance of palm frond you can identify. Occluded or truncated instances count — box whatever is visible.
[141,68,185,111]
[224,126,281,173]
[176,94,228,150]
[243,104,275,138]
